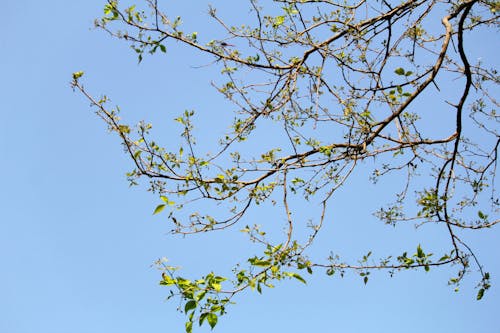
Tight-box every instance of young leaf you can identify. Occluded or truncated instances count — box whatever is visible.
[394,67,405,75]
[72,71,84,80]
[477,288,485,300]
[153,204,166,215]
[416,245,424,258]
[290,272,306,284]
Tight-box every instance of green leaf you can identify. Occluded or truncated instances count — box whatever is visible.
[184,300,197,313]
[477,288,485,300]
[273,16,285,28]
[185,321,193,333]
[416,245,424,258]
[153,204,166,215]
[249,258,271,267]
[290,272,306,284]
[160,44,167,53]
[207,313,218,329]
[72,71,84,80]
[438,255,449,262]
[196,291,207,301]
[73,71,83,81]
[199,312,208,326]
[118,125,130,134]
[394,67,405,75]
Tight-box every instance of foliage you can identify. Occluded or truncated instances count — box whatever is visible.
[72,0,498,331]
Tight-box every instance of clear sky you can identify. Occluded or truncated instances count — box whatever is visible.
[1,1,499,333]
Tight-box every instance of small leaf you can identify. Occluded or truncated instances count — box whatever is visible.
[363,276,368,284]
[477,288,485,300]
[290,272,306,284]
[196,291,207,301]
[185,321,193,333]
[438,255,449,262]
[273,15,285,28]
[153,204,166,215]
[207,313,218,329]
[184,300,197,313]
[118,125,130,134]
[416,245,424,258]
[394,67,405,75]
[72,71,84,80]
[160,44,167,53]
[199,312,208,326]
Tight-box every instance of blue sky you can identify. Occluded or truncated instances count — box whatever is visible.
[1,1,499,332]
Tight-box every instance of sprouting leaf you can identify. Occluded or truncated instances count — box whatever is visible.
[160,196,175,206]
[394,67,405,75]
[273,16,285,28]
[72,71,84,80]
[153,204,166,215]
[477,288,485,300]
[416,245,424,258]
[160,44,167,53]
[118,125,130,134]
